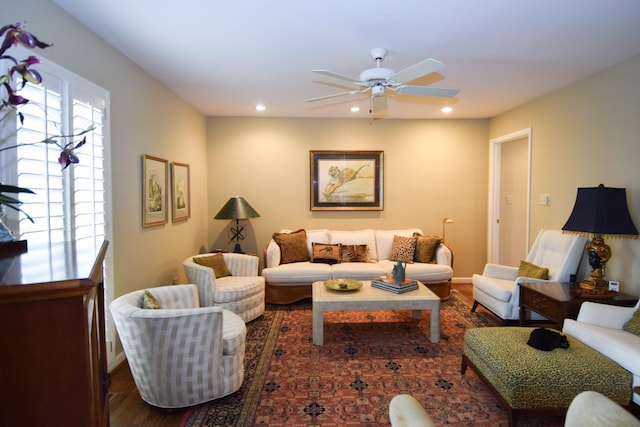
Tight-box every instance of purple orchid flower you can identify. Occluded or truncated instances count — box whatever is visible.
[0,22,52,56]
[58,137,87,170]
[10,56,43,85]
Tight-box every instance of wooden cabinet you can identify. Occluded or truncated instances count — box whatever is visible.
[0,240,109,427]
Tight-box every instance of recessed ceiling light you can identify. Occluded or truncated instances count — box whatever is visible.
[350,106,360,113]
[441,106,453,113]
[255,104,266,112]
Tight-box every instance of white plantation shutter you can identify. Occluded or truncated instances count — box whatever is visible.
[12,67,109,249]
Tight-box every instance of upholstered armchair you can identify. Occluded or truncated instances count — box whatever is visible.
[183,252,265,322]
[109,284,246,408]
[471,229,586,322]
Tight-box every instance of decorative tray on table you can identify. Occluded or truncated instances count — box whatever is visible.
[323,278,363,291]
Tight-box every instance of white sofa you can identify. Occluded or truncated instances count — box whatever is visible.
[563,300,640,405]
[262,228,453,304]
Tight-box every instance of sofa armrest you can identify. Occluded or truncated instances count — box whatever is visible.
[222,252,259,276]
[434,244,453,268]
[183,258,216,306]
[263,240,281,268]
[576,302,637,329]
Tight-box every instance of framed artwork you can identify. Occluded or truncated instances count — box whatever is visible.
[310,150,383,211]
[142,155,168,227]
[171,162,191,222]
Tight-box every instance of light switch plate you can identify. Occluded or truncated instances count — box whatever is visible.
[538,193,551,206]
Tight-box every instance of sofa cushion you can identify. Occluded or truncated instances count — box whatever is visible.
[193,253,232,278]
[472,274,514,302]
[517,260,549,280]
[375,229,422,260]
[304,229,331,256]
[331,262,386,280]
[389,235,417,263]
[413,233,442,264]
[311,242,342,265]
[273,229,310,264]
[378,260,453,284]
[341,244,371,263]
[330,229,378,260]
[262,262,332,284]
[623,309,640,337]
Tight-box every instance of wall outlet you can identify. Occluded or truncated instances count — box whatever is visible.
[538,193,551,206]
[608,281,620,292]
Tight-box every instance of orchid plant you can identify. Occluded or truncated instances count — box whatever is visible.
[0,21,93,223]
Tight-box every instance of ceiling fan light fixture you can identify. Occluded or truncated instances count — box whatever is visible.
[350,106,360,113]
[255,104,266,111]
[441,106,453,113]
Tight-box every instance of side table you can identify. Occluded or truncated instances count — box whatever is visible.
[518,281,638,329]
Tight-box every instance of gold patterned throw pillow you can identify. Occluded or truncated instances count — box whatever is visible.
[143,290,162,309]
[273,229,310,264]
[517,260,549,280]
[193,253,232,278]
[341,244,370,263]
[623,309,640,337]
[389,235,417,263]
[311,242,342,264]
[413,232,442,264]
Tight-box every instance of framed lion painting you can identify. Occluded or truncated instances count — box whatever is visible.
[310,150,383,211]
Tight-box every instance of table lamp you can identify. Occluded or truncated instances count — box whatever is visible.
[214,196,260,253]
[562,184,638,291]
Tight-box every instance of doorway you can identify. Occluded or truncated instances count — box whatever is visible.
[488,128,532,265]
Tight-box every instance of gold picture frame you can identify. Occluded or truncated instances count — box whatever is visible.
[142,154,168,227]
[171,162,191,222]
[310,150,383,211]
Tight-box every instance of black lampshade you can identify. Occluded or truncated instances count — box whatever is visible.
[562,184,638,237]
[214,197,260,220]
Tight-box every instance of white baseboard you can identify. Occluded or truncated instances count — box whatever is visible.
[108,351,127,373]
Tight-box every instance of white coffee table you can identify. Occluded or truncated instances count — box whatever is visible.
[312,280,440,345]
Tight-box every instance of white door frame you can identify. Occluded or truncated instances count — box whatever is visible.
[488,128,532,263]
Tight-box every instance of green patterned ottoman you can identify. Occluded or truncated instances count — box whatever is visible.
[462,327,631,427]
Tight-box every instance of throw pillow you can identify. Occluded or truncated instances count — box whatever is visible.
[341,244,370,263]
[311,242,342,265]
[623,309,640,337]
[273,229,310,264]
[413,232,442,264]
[143,290,162,309]
[389,235,417,263]
[193,253,232,278]
[517,260,549,280]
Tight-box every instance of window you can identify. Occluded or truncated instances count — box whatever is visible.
[1,50,115,365]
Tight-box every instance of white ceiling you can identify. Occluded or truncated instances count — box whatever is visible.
[53,0,640,119]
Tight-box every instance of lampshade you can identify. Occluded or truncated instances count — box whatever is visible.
[214,197,260,220]
[562,184,638,238]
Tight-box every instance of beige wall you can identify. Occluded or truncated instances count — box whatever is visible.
[490,55,640,295]
[206,118,490,278]
[3,0,210,297]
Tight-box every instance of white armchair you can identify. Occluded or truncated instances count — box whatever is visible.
[109,284,246,408]
[563,300,640,405]
[471,229,586,321]
[183,253,265,322]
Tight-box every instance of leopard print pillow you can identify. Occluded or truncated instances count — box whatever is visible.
[389,235,417,263]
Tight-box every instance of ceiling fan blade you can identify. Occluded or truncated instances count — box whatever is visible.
[393,85,460,98]
[312,69,361,84]
[305,88,368,102]
[372,94,388,113]
[388,58,445,84]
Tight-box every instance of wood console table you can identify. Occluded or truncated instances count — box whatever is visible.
[518,281,638,329]
[0,240,110,427]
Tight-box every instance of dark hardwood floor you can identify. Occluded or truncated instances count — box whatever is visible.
[108,283,475,426]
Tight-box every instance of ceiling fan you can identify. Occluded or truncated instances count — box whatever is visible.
[305,48,459,114]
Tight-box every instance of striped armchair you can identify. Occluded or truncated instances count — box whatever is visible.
[109,284,246,408]
[183,253,265,322]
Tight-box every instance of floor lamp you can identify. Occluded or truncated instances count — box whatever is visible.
[442,218,454,244]
[214,196,260,253]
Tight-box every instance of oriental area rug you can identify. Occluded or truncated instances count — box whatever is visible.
[181,290,564,426]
